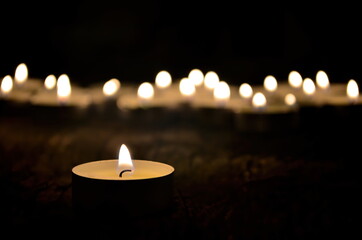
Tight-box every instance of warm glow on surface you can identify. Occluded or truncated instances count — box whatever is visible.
[302,78,316,95]
[44,75,57,90]
[188,69,204,87]
[239,83,253,98]
[284,93,296,106]
[57,74,71,101]
[117,144,134,176]
[1,75,13,94]
[103,78,121,96]
[316,70,330,89]
[252,92,266,108]
[14,63,28,84]
[138,82,154,100]
[213,81,230,101]
[288,71,303,88]
[204,71,219,90]
[347,79,359,101]
[179,78,196,97]
[155,70,172,89]
[263,75,278,92]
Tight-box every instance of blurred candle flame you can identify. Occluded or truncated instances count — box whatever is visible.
[57,74,71,103]
[316,70,330,89]
[117,144,134,176]
[239,83,253,98]
[44,74,57,90]
[252,92,266,108]
[264,75,278,92]
[103,78,121,97]
[188,69,204,87]
[347,79,359,102]
[1,75,13,95]
[204,71,219,90]
[284,93,297,106]
[137,82,154,100]
[288,70,303,88]
[213,81,230,105]
[14,63,28,85]
[179,78,195,97]
[155,70,172,89]
[302,78,316,96]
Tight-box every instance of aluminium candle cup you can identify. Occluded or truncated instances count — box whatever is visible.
[72,159,175,219]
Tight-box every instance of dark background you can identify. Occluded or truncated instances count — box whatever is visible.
[1,1,361,86]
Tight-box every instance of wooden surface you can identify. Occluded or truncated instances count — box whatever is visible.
[0,104,360,239]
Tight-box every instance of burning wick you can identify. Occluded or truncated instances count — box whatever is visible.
[119,169,132,178]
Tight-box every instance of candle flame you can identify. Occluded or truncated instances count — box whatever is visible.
[239,83,253,98]
[252,92,266,108]
[288,70,303,88]
[137,82,154,100]
[57,74,71,103]
[44,74,57,90]
[204,71,219,90]
[1,75,13,95]
[155,70,172,89]
[14,63,28,85]
[302,78,316,95]
[117,144,134,176]
[103,78,121,96]
[284,93,297,106]
[213,81,230,102]
[316,70,329,89]
[188,69,204,87]
[347,79,359,102]
[263,75,278,92]
[179,78,195,97]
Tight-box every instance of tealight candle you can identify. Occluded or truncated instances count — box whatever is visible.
[213,81,230,108]
[204,71,219,91]
[234,91,299,133]
[72,144,175,218]
[137,82,154,107]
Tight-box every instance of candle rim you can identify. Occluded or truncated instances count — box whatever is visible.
[72,159,174,181]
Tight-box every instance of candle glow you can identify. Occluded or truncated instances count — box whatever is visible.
[138,82,154,100]
[57,74,71,103]
[213,81,230,104]
[204,71,219,90]
[264,75,278,92]
[1,75,13,95]
[316,70,330,89]
[44,74,57,90]
[188,69,204,87]
[347,79,359,102]
[302,78,316,96]
[179,78,195,97]
[288,71,303,88]
[14,63,28,85]
[252,92,267,108]
[239,83,253,98]
[284,93,297,106]
[103,78,121,96]
[155,70,172,89]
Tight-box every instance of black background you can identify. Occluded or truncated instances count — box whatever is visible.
[1,1,361,86]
